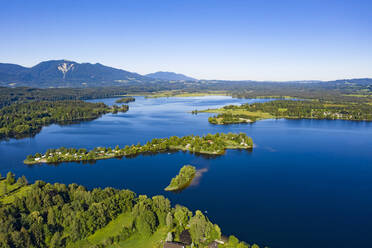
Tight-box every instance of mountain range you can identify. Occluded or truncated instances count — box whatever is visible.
[0,60,198,88]
[0,60,371,88]
[0,60,153,87]
[145,71,197,81]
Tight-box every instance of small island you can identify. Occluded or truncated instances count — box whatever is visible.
[115,96,135,103]
[165,165,196,191]
[209,113,255,124]
[24,132,253,164]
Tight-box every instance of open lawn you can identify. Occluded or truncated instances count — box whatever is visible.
[68,212,134,248]
[0,180,32,204]
[115,227,167,248]
[201,108,274,119]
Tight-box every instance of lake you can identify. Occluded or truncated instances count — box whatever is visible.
[1,96,372,248]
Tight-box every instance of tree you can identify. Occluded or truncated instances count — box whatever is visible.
[6,172,15,185]
[17,176,28,186]
[189,210,213,245]
[1,183,7,195]
[174,206,191,229]
[166,212,173,229]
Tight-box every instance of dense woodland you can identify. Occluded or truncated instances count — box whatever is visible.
[220,100,372,121]
[25,133,254,164]
[0,101,128,139]
[0,174,259,248]
[165,165,196,191]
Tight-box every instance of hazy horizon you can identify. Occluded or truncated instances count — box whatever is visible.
[1,0,371,81]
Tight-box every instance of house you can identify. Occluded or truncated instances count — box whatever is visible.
[209,241,219,248]
[179,230,192,245]
[163,241,185,248]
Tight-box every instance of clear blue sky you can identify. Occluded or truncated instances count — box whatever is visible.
[1,0,371,81]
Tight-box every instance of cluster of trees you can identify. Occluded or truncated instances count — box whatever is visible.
[25,133,254,164]
[209,113,256,125]
[110,104,129,114]
[219,100,372,121]
[115,96,135,103]
[165,165,196,191]
[0,100,129,139]
[0,173,259,248]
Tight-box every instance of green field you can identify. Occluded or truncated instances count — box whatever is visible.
[115,227,167,248]
[68,212,135,248]
[68,212,167,248]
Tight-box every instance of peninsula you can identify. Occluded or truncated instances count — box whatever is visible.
[0,101,129,139]
[200,99,372,125]
[165,165,196,191]
[24,133,253,164]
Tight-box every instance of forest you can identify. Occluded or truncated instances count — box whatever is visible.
[165,165,196,191]
[24,133,254,164]
[0,101,128,139]
[0,173,260,248]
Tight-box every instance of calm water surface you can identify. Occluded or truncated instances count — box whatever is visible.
[1,96,372,248]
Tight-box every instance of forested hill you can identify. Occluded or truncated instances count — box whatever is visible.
[0,60,152,87]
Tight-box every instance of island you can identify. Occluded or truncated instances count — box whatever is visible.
[24,132,253,164]
[165,165,196,191]
[115,96,135,103]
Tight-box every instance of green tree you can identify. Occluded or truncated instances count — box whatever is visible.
[166,212,173,229]
[1,183,7,195]
[6,172,15,185]
[189,210,213,245]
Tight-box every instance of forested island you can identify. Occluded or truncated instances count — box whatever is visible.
[24,133,253,164]
[0,101,129,139]
[0,173,259,248]
[165,165,196,191]
[203,99,372,124]
[115,96,135,103]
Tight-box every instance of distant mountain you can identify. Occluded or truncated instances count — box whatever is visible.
[145,71,197,81]
[0,60,150,87]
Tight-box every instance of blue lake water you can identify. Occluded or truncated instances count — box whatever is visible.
[1,96,372,248]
